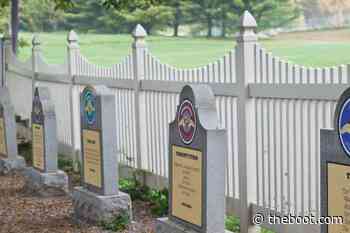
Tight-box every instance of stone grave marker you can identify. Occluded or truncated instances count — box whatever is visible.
[321,87,350,233]
[72,85,132,223]
[24,87,68,194]
[156,84,227,233]
[0,87,25,174]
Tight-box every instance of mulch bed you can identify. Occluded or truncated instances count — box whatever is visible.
[0,172,156,233]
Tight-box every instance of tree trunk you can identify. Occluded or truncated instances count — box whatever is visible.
[11,0,19,54]
[173,4,181,37]
[221,11,227,38]
[207,16,213,38]
[173,23,179,37]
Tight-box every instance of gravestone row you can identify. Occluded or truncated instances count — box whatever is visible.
[0,83,228,229]
[5,82,350,233]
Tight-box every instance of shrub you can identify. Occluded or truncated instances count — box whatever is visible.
[99,211,130,232]
[225,215,240,232]
[57,156,74,173]
[146,188,169,217]
[119,176,150,201]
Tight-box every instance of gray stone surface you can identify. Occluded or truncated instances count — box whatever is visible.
[0,87,26,174]
[75,85,131,224]
[167,85,227,233]
[80,86,118,195]
[156,218,233,233]
[23,167,68,196]
[72,187,132,224]
[0,156,25,175]
[32,87,58,173]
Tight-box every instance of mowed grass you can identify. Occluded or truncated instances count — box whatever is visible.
[17,28,350,68]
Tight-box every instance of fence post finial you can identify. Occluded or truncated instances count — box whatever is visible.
[132,24,147,39]
[67,30,79,48]
[32,34,41,48]
[238,10,257,42]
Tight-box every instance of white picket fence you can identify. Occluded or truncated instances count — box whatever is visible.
[1,11,347,233]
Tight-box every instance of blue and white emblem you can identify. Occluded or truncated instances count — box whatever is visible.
[82,87,97,127]
[338,98,350,157]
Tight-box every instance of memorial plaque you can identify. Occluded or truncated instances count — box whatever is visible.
[82,129,102,188]
[31,88,45,172]
[32,123,44,171]
[164,84,226,233]
[172,145,202,226]
[327,163,350,233]
[80,86,103,193]
[0,106,7,157]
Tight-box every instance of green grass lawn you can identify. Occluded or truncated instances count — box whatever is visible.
[17,28,350,68]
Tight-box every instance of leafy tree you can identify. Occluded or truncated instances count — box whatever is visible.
[21,0,66,32]
[0,0,73,53]
[228,0,300,29]
[189,0,222,37]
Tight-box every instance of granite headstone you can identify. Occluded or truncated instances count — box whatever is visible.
[0,87,25,174]
[24,87,68,195]
[156,84,227,233]
[72,85,132,224]
[321,87,350,233]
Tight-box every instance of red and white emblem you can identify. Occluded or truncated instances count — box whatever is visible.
[177,99,197,144]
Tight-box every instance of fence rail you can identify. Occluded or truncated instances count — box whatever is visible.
[2,11,346,233]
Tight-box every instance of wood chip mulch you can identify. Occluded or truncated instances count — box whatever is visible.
[0,172,156,233]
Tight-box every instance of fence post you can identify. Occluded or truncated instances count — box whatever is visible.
[67,30,81,169]
[235,11,259,233]
[132,24,147,170]
[0,37,5,87]
[31,35,41,98]
[2,29,12,88]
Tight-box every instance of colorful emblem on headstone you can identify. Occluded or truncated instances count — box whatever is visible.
[177,99,196,145]
[32,89,43,124]
[338,98,350,157]
[82,87,97,127]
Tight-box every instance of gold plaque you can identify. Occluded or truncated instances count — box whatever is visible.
[328,163,350,233]
[172,145,202,227]
[32,123,44,171]
[0,118,6,156]
[82,129,102,188]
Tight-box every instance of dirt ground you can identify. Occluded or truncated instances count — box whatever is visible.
[0,172,156,233]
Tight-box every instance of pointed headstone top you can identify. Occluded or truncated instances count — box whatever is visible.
[239,10,257,28]
[68,30,79,43]
[32,34,41,46]
[132,24,147,38]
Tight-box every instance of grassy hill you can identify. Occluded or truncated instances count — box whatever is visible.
[17,28,350,68]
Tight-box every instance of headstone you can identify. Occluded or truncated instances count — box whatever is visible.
[72,85,132,224]
[0,87,25,174]
[321,87,350,233]
[24,87,68,194]
[156,84,227,233]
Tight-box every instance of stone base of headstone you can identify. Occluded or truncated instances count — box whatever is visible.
[23,167,69,196]
[0,156,26,175]
[72,187,132,224]
[156,218,233,233]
